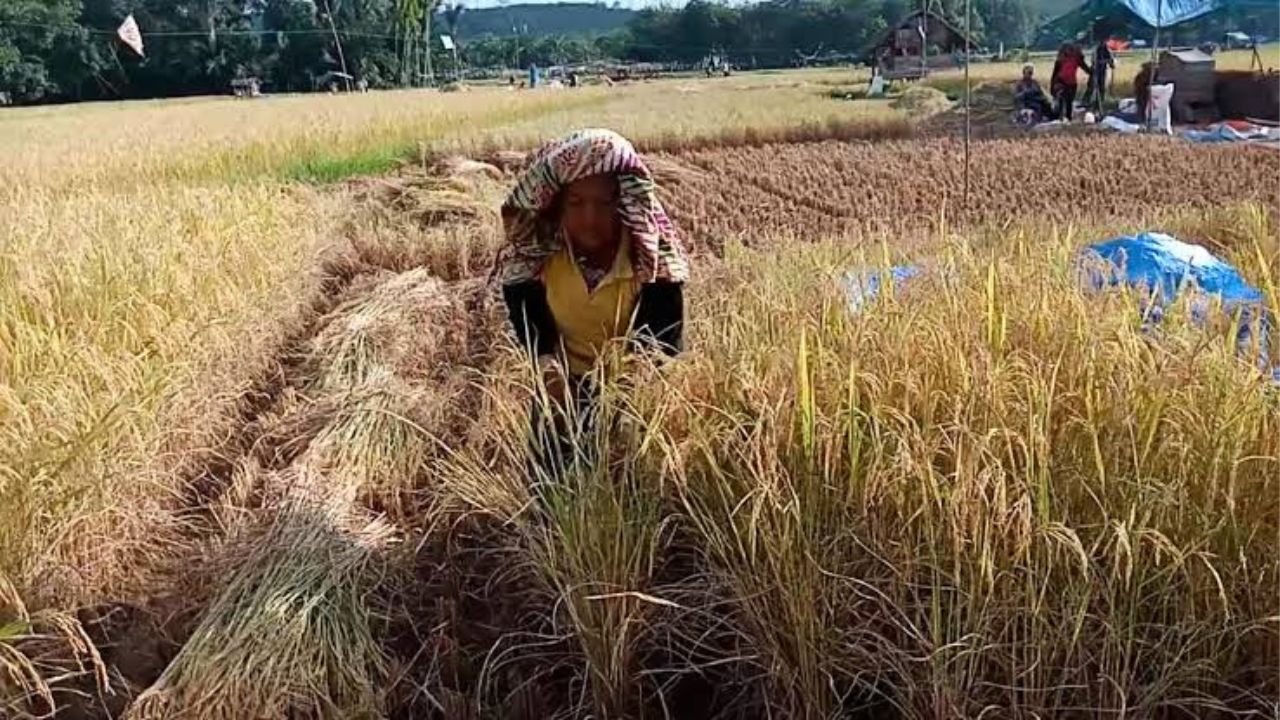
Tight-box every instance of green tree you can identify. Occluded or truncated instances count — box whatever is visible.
[0,0,89,102]
[262,0,328,92]
[396,0,443,85]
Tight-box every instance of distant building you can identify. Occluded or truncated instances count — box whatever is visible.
[865,10,974,80]
[231,77,262,98]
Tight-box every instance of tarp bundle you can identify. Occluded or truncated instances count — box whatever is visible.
[841,266,921,311]
[1082,232,1274,380]
[1082,232,1263,311]
[1182,121,1280,144]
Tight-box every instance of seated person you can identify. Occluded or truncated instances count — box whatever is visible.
[1014,65,1056,121]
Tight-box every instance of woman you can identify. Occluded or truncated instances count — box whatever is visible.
[1050,43,1091,121]
[497,129,689,468]
[1014,64,1055,122]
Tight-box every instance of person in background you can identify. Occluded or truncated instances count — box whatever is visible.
[497,129,689,474]
[1050,42,1091,121]
[1082,34,1116,111]
[1014,64,1056,121]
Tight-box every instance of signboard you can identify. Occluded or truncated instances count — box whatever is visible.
[440,34,455,50]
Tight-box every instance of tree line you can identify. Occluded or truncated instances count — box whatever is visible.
[1,0,1043,104]
[1,0,444,102]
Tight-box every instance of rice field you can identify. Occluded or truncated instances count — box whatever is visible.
[1,64,1277,719]
[655,136,1280,245]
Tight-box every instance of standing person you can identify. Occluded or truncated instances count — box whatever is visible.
[497,129,689,476]
[1082,36,1116,111]
[1050,42,1091,121]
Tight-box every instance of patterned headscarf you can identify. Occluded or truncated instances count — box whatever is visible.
[498,128,690,285]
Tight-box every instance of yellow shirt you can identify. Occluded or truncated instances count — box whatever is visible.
[541,240,640,376]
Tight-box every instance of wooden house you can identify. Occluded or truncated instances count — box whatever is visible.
[866,10,974,80]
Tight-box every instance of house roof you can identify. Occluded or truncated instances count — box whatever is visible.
[863,10,976,59]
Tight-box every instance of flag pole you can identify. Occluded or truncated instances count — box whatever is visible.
[321,0,353,92]
[963,0,971,212]
[1151,0,1162,73]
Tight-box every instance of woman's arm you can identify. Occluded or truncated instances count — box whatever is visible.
[631,281,684,357]
[502,281,559,358]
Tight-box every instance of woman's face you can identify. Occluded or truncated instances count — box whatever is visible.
[560,174,620,255]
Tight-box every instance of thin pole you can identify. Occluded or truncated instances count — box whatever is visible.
[322,0,352,91]
[963,0,972,212]
[920,0,928,79]
[1151,0,1162,76]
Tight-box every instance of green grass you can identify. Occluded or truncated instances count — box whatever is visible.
[280,144,413,183]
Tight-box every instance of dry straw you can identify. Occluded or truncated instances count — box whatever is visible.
[127,473,395,720]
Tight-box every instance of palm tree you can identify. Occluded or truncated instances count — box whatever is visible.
[421,0,443,85]
[443,2,465,39]
[396,0,422,85]
[396,0,442,86]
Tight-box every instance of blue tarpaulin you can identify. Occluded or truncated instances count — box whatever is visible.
[843,234,1265,319]
[841,265,921,311]
[1083,232,1263,306]
[1083,231,1275,380]
[1103,0,1217,28]
[1182,123,1277,144]
[1035,0,1277,47]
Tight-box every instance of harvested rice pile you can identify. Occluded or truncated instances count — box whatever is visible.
[123,263,501,719]
[655,135,1280,245]
[891,85,954,117]
[922,82,1032,138]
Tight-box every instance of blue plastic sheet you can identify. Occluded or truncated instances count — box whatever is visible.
[838,234,1275,382]
[1104,0,1217,28]
[1036,0,1275,47]
[1182,124,1275,144]
[1083,231,1275,381]
[841,265,921,312]
[1083,232,1263,307]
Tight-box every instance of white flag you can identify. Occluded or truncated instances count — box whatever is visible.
[440,34,455,51]
[117,15,144,57]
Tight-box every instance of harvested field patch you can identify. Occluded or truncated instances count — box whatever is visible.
[657,135,1280,245]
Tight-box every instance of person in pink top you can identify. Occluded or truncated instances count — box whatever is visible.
[1050,42,1092,121]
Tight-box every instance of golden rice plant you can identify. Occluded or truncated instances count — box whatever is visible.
[436,359,680,718]
[433,205,1278,716]
[624,226,1278,717]
[0,576,107,719]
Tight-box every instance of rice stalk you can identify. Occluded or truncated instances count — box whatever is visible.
[128,476,394,720]
[0,574,107,719]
